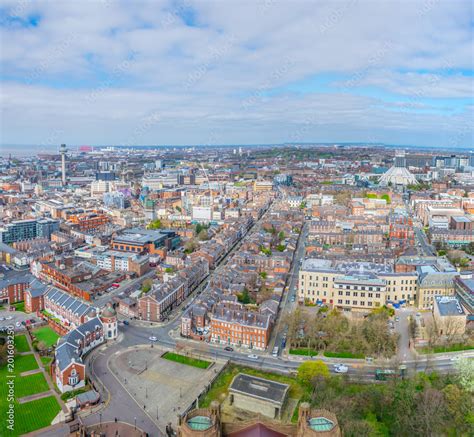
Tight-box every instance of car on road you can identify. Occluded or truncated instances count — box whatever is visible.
[395,316,400,322]
[0,317,4,321]
[334,364,349,373]
[149,336,157,342]
[272,346,279,357]
[224,346,234,352]
[247,354,259,360]
[123,320,130,325]
[15,322,21,328]
[290,295,296,302]
[5,316,12,320]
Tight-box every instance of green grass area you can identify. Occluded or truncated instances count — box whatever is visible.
[323,351,365,359]
[14,334,30,353]
[11,301,25,312]
[32,326,60,348]
[289,348,319,357]
[419,343,474,354]
[200,364,310,411]
[0,349,59,436]
[40,356,53,374]
[162,352,211,369]
[14,354,39,374]
[0,395,61,436]
[60,385,91,401]
[15,372,50,399]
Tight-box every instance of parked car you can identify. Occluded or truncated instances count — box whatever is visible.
[149,336,157,342]
[272,346,279,357]
[123,320,130,325]
[334,364,349,373]
[15,322,22,328]
[395,316,400,322]
[224,346,234,352]
[247,354,259,360]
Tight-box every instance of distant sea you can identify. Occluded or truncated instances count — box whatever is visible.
[0,144,60,157]
[0,143,472,158]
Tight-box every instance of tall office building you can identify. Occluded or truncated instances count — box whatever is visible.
[0,218,60,244]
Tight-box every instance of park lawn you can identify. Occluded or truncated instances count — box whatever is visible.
[324,351,365,359]
[33,326,60,347]
[2,395,61,436]
[162,351,211,369]
[14,354,39,374]
[14,334,30,353]
[15,372,50,399]
[200,364,309,408]
[11,301,25,312]
[0,358,58,436]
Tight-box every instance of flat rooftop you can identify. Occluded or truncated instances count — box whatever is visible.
[229,373,289,406]
[434,296,465,317]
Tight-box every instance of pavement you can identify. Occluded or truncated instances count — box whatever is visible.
[82,339,163,436]
[108,345,226,430]
[394,307,416,361]
[269,221,308,352]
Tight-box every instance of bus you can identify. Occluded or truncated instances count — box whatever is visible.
[375,369,397,381]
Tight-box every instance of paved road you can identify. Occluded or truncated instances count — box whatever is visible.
[414,226,436,256]
[91,270,156,307]
[269,221,308,352]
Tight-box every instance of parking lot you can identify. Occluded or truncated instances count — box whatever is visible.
[0,309,40,332]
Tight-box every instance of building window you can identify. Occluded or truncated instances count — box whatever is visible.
[68,369,79,386]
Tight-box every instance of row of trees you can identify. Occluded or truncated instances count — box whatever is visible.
[307,366,473,436]
[284,307,398,358]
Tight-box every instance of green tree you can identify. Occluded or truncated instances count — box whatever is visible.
[278,231,285,241]
[147,219,162,229]
[297,360,330,385]
[141,278,153,293]
[455,357,474,392]
[184,238,199,254]
[197,229,209,241]
[443,384,473,433]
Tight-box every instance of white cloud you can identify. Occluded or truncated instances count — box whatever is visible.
[0,0,473,147]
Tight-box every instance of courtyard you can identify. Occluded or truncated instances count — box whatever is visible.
[108,345,226,430]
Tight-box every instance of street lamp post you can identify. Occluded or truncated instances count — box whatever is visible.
[99,412,102,429]
[134,416,137,430]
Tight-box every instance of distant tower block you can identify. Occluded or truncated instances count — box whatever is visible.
[60,143,67,186]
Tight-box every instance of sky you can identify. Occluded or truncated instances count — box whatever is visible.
[0,0,473,149]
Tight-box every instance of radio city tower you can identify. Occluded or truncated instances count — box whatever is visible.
[60,144,67,186]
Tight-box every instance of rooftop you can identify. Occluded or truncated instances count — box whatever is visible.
[434,296,465,317]
[229,373,289,406]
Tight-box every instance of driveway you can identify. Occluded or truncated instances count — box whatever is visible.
[395,308,415,361]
